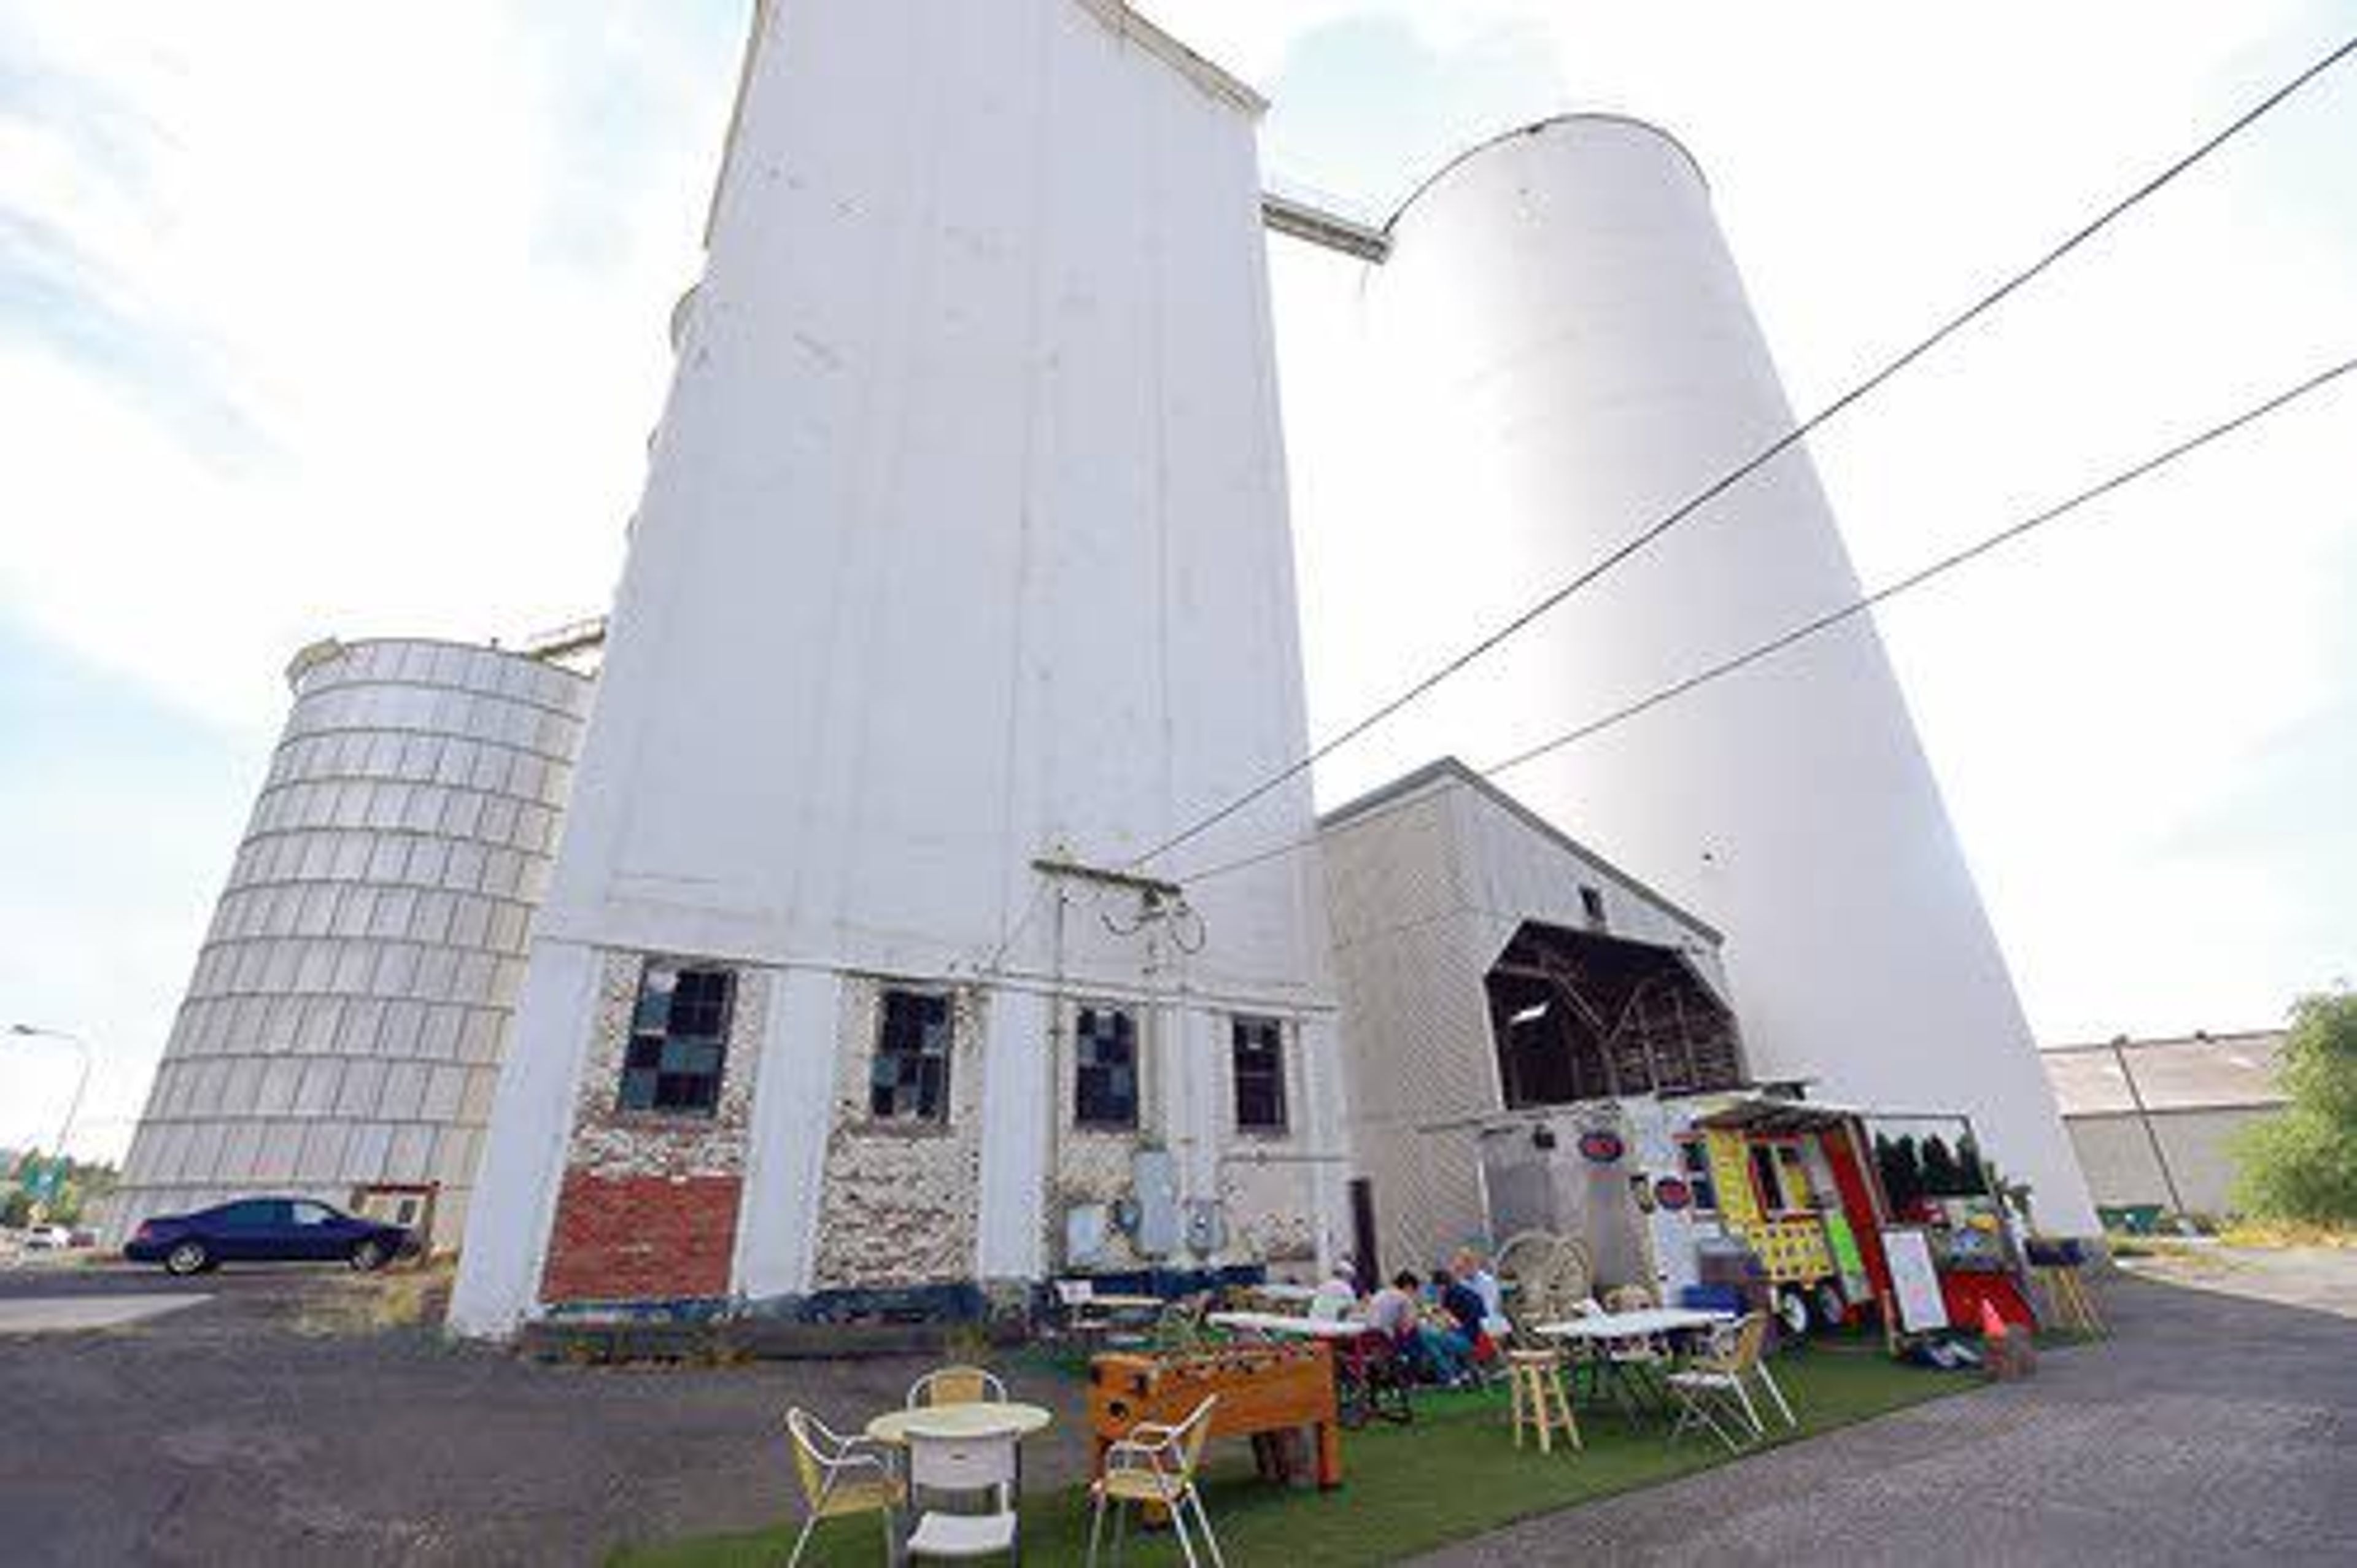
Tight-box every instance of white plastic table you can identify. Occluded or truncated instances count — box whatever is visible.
[1533,1307,1732,1343]
[865,1402,1055,1445]
[1535,1308,1733,1423]
[865,1403,1053,1566]
[1207,1310,1372,1340]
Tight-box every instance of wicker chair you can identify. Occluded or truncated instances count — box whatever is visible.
[784,1408,903,1567]
[1666,1313,1797,1451]
[907,1365,1009,1408]
[1088,1394,1225,1567]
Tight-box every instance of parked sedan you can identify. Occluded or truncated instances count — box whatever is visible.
[124,1197,414,1276]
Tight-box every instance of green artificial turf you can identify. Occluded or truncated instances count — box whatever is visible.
[612,1346,1976,1566]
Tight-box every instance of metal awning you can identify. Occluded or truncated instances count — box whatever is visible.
[1691,1095,1880,1135]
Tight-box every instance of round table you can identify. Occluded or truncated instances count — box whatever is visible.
[865,1404,1054,1567]
[865,1401,1055,1445]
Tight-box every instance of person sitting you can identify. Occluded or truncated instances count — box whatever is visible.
[1372,1271,1473,1388]
[1430,1267,1487,1381]
[1308,1259,1360,1323]
[1453,1246,1509,1338]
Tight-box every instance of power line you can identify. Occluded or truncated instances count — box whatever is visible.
[1167,354,2357,890]
[1131,31,2357,871]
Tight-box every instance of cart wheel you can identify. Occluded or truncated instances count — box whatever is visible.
[1813,1281,1848,1328]
[1775,1288,1813,1337]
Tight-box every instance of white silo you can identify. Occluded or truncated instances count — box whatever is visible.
[106,639,592,1250]
[452,0,1344,1336]
[1299,116,2097,1234]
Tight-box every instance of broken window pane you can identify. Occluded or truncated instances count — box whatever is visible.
[616,960,733,1116]
[873,989,953,1122]
[1232,1016,1288,1133]
[1074,1006,1139,1129]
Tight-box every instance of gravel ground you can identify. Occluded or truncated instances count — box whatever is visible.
[1411,1257,2357,1567]
[0,1264,1095,1566]
[4,1254,2351,1566]
[2116,1243,2357,1319]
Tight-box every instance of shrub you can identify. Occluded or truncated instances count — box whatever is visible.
[2232,991,2357,1226]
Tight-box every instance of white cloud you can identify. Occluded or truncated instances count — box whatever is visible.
[2,0,2352,1157]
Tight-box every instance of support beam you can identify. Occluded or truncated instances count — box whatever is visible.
[1262,190,1392,263]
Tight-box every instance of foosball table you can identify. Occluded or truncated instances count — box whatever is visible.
[1088,1341,1344,1489]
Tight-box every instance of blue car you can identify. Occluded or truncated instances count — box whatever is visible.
[123,1197,414,1276]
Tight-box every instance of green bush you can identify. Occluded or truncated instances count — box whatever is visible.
[2232,991,2357,1226]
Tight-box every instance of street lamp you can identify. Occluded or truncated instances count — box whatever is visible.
[6,1024,92,1159]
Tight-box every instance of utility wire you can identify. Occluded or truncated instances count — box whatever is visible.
[1166,353,2357,890]
[1131,32,2357,871]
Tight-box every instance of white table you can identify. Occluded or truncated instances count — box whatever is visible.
[1249,1283,1323,1304]
[1208,1310,1372,1340]
[1534,1307,1732,1343]
[1535,1308,1733,1423]
[865,1403,1053,1566]
[865,1402,1055,1445]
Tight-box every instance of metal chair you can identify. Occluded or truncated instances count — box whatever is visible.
[1666,1313,1797,1451]
[1334,1328,1414,1429]
[907,1365,1009,1408]
[1087,1394,1225,1568]
[905,1429,1019,1562]
[783,1408,903,1567]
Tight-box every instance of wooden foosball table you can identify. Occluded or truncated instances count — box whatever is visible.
[1088,1342,1344,1490]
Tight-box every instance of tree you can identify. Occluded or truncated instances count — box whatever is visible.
[1919,1134,1962,1198]
[1876,1134,1925,1211]
[1954,1132,1989,1197]
[2233,991,2357,1225]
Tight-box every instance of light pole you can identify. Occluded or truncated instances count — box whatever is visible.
[7,1023,92,1161]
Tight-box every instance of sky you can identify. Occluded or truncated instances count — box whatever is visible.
[2,1,2352,1161]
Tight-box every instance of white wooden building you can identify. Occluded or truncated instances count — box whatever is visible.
[1320,758,1744,1278]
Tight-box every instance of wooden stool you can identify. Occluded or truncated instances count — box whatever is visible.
[2035,1265,2106,1335]
[1507,1350,1581,1454]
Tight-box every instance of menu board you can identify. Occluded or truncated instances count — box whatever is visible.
[1881,1227,1949,1333]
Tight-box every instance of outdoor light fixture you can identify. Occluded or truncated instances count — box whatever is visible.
[1508,1002,1550,1027]
[6,1023,91,1157]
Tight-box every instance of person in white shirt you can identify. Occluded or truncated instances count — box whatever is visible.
[1307,1259,1360,1323]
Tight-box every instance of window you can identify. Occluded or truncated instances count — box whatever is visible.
[1774,1144,1817,1211]
[1678,1137,1718,1213]
[290,1202,333,1227]
[1231,1016,1288,1133]
[873,989,953,1122]
[618,962,734,1116]
[1738,1142,1821,1213]
[1073,1006,1139,1129]
[1579,886,1607,928]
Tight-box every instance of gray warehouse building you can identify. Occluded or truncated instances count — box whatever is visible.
[2042,1030,2288,1221]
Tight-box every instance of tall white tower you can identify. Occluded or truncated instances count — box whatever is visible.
[1297,117,2098,1234]
[453,0,1342,1335]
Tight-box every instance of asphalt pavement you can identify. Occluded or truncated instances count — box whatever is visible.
[1,1253,2351,1565]
[1410,1253,2357,1567]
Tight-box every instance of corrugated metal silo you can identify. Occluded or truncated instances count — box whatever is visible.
[1306,116,2097,1234]
[105,639,592,1249]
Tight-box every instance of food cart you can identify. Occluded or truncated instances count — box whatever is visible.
[1478,1091,2038,1350]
